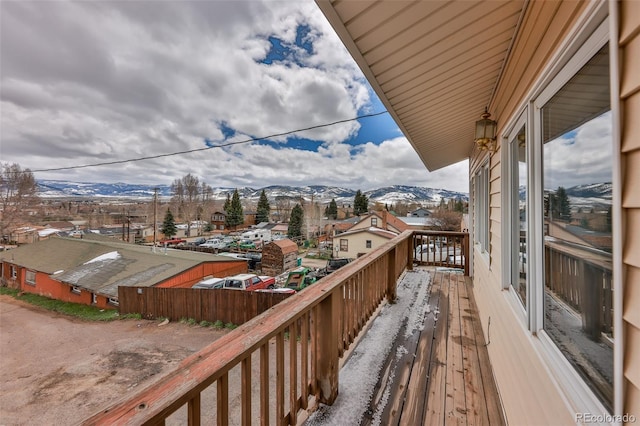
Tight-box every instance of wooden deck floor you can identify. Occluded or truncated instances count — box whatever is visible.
[363,269,505,426]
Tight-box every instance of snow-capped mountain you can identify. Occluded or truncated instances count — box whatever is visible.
[36,180,469,205]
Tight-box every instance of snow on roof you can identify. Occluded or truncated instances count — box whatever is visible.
[38,228,61,237]
[307,270,433,425]
[84,251,121,264]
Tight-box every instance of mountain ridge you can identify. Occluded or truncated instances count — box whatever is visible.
[36,180,469,206]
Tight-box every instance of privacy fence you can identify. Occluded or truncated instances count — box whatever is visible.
[118,287,291,325]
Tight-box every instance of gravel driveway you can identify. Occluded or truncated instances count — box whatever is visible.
[0,296,228,425]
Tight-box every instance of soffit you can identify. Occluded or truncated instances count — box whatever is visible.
[316,0,526,171]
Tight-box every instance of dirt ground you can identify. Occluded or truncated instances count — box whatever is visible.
[0,295,229,425]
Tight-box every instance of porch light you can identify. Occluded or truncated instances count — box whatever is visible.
[474,107,497,153]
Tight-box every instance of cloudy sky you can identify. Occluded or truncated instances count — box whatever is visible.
[0,0,469,193]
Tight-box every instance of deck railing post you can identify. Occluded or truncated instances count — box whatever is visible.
[316,289,339,404]
[387,247,397,302]
[463,233,470,276]
[407,232,414,271]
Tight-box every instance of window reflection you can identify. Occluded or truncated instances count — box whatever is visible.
[542,44,613,411]
[511,125,527,307]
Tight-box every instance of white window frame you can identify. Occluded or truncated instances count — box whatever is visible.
[25,270,36,286]
[501,110,530,323]
[11,265,17,279]
[527,12,614,418]
[473,163,490,258]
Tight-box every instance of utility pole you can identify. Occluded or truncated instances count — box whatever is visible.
[153,188,158,250]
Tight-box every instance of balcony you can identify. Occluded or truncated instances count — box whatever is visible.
[84,230,503,425]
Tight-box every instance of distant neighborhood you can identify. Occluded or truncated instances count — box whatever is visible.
[1,165,470,313]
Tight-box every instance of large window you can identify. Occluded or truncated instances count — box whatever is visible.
[508,124,527,307]
[539,43,613,411]
[474,164,490,253]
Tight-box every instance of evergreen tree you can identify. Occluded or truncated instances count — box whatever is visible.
[288,204,304,239]
[160,208,177,238]
[256,190,271,224]
[225,189,244,229]
[353,190,368,216]
[556,186,571,221]
[325,198,338,219]
[223,193,231,213]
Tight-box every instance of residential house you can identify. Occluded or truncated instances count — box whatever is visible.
[0,237,247,309]
[317,0,638,421]
[210,211,226,231]
[332,211,408,258]
[410,208,432,217]
[8,226,42,244]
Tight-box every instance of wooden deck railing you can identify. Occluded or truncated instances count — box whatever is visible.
[544,242,613,338]
[84,230,414,425]
[411,230,470,276]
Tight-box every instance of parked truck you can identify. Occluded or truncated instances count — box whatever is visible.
[222,273,275,291]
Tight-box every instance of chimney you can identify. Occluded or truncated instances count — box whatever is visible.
[382,211,388,230]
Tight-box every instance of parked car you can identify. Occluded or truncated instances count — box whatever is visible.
[192,277,225,289]
[317,258,352,278]
[284,267,317,291]
[221,273,275,291]
[200,238,228,249]
[158,238,187,246]
[229,239,256,249]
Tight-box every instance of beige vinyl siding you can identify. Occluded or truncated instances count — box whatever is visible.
[468,2,602,423]
[620,0,640,418]
[333,232,390,260]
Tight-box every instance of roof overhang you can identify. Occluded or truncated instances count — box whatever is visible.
[316,0,526,171]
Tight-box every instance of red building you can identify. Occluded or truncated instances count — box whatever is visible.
[0,236,246,309]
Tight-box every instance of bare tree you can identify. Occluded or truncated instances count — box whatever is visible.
[0,163,39,243]
[274,196,294,223]
[171,174,201,236]
[429,209,463,231]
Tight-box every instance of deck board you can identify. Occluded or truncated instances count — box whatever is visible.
[369,269,505,426]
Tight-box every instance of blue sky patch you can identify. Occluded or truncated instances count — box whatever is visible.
[259,24,313,66]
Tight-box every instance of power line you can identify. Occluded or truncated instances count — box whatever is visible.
[32,111,388,173]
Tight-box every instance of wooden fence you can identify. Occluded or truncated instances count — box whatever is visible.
[118,287,291,325]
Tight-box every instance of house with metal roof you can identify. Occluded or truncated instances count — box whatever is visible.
[0,236,247,309]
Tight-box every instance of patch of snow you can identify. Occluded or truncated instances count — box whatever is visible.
[38,228,61,237]
[52,270,64,275]
[84,251,120,264]
[306,270,432,425]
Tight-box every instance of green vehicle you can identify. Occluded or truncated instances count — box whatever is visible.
[284,267,317,291]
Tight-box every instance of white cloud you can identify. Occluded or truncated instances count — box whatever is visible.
[0,0,468,193]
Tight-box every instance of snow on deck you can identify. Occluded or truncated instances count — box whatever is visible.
[307,269,432,425]
[306,268,505,426]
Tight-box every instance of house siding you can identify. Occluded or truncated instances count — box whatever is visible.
[156,261,247,289]
[9,267,115,309]
[334,232,390,260]
[620,0,640,417]
[469,1,616,423]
